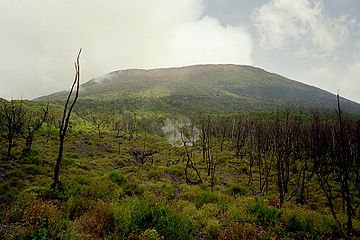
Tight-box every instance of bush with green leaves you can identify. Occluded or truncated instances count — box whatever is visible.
[250,201,282,227]
[206,218,220,239]
[30,224,47,240]
[109,170,128,185]
[227,184,248,196]
[194,191,219,208]
[110,197,193,239]
[287,214,312,233]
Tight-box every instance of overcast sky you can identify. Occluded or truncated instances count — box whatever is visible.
[0,0,359,103]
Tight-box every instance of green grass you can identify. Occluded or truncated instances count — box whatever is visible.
[1,111,360,239]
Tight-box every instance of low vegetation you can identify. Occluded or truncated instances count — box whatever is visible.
[1,93,360,239]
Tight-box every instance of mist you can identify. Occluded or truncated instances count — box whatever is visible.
[0,0,253,100]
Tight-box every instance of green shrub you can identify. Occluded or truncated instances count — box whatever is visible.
[227,184,248,196]
[194,191,219,208]
[3,192,35,223]
[250,202,282,227]
[20,148,42,164]
[0,174,24,207]
[62,157,75,167]
[110,197,193,239]
[164,184,175,199]
[281,208,343,239]
[30,224,47,240]
[152,205,193,240]
[320,215,342,238]
[227,204,254,223]
[73,175,91,185]
[65,196,94,220]
[273,223,287,238]
[70,153,80,159]
[287,214,312,233]
[78,163,90,170]
[206,218,220,239]
[147,168,163,180]
[40,186,69,200]
[287,215,303,232]
[142,228,161,240]
[109,171,128,185]
[61,173,117,198]
[123,182,143,196]
[111,197,153,236]
[167,165,184,177]
[24,164,43,175]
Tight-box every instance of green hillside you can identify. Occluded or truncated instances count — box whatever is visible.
[37,64,360,115]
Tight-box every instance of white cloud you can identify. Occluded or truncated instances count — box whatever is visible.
[252,0,352,56]
[0,0,253,99]
[168,16,253,66]
[307,60,360,103]
[340,61,360,103]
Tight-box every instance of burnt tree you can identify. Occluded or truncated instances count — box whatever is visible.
[52,49,81,190]
[1,101,26,159]
[20,105,48,151]
[333,94,354,237]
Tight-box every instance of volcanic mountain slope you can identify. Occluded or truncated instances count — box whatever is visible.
[37,64,360,115]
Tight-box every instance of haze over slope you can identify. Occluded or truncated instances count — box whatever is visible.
[38,64,360,115]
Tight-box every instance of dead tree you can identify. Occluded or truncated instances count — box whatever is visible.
[233,118,249,161]
[311,112,341,225]
[209,152,218,192]
[113,115,123,135]
[334,94,353,237]
[20,105,48,151]
[201,116,208,167]
[89,114,104,139]
[352,119,360,234]
[254,121,273,195]
[275,110,285,207]
[182,133,202,185]
[45,113,55,143]
[282,108,293,194]
[288,123,309,205]
[52,49,81,190]
[121,111,137,140]
[130,149,159,167]
[0,100,26,159]
[219,117,229,152]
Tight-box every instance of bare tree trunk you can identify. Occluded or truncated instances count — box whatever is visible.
[25,136,33,150]
[201,120,206,164]
[335,94,353,237]
[1,101,26,159]
[53,134,65,189]
[52,49,81,190]
[7,131,13,159]
[21,105,48,151]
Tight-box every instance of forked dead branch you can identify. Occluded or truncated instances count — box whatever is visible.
[52,49,82,190]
